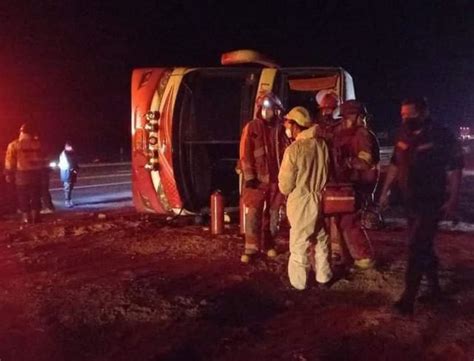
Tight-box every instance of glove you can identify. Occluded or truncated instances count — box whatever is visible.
[244,179,260,189]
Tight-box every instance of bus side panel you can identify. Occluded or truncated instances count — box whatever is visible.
[131,68,170,214]
[155,69,186,212]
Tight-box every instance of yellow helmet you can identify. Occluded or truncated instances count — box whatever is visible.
[285,106,312,128]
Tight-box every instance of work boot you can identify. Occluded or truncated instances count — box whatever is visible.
[317,280,332,290]
[241,249,258,264]
[417,287,443,304]
[393,298,414,316]
[354,258,375,270]
[420,266,442,304]
[40,208,54,214]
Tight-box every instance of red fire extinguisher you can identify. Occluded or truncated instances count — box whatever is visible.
[210,190,224,235]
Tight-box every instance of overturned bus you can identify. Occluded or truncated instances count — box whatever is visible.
[131,50,356,215]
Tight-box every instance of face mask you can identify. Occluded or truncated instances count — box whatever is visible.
[261,107,274,121]
[343,117,353,129]
[403,117,424,132]
[285,128,292,139]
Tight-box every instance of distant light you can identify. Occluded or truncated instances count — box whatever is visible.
[49,161,57,168]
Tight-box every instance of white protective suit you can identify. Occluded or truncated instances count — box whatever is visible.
[278,125,332,290]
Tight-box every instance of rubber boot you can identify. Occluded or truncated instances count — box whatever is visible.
[241,249,258,264]
[354,258,375,270]
[394,265,422,316]
[418,266,443,304]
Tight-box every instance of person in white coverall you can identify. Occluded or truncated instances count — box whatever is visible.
[279,106,333,290]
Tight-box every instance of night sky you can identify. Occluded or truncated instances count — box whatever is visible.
[1,0,473,159]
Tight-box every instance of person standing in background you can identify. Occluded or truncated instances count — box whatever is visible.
[59,142,79,208]
[379,97,464,315]
[4,123,44,224]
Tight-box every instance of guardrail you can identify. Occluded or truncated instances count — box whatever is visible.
[75,162,131,169]
[380,146,394,166]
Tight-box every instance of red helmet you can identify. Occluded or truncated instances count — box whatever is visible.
[256,91,284,111]
[340,100,367,117]
[316,90,338,109]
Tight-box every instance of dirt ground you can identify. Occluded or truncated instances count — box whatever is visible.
[0,209,473,361]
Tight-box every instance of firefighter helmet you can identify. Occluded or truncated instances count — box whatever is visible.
[316,90,339,109]
[340,100,367,117]
[256,91,284,111]
[285,106,312,128]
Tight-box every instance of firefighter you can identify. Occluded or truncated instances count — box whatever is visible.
[4,123,44,224]
[379,97,463,315]
[332,100,377,269]
[313,92,348,266]
[314,90,339,128]
[239,92,287,263]
[279,107,332,289]
[353,113,383,230]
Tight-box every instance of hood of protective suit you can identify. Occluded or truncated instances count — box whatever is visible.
[296,125,317,141]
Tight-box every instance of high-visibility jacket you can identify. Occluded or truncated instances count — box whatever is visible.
[4,134,43,185]
[239,117,286,184]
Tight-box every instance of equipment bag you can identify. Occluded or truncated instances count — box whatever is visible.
[322,183,356,215]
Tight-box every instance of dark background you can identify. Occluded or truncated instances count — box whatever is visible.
[1,0,473,160]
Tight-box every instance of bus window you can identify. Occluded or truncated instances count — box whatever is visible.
[280,68,345,119]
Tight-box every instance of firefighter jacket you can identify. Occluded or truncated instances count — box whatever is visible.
[239,116,287,185]
[333,125,380,190]
[4,133,44,186]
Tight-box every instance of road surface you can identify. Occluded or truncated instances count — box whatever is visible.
[49,162,132,211]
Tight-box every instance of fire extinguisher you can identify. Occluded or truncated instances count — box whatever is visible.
[210,190,224,235]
